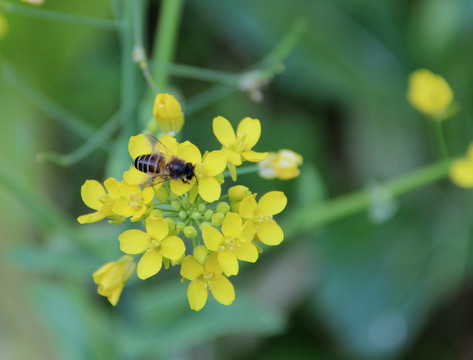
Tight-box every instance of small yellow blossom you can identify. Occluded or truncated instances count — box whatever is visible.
[450,143,473,188]
[77,178,121,224]
[258,149,303,180]
[202,212,258,276]
[407,69,454,120]
[93,255,135,306]
[119,217,186,279]
[113,182,154,221]
[153,93,184,134]
[0,12,8,40]
[213,116,268,179]
[180,253,235,311]
[239,191,287,246]
[21,0,45,5]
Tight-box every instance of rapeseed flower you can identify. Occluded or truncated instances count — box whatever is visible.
[119,217,185,279]
[450,143,473,188]
[93,255,135,306]
[258,149,303,180]
[112,182,154,221]
[78,178,121,224]
[181,253,235,311]
[153,93,184,134]
[407,69,454,120]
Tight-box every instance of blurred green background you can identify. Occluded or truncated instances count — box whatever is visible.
[1,0,473,359]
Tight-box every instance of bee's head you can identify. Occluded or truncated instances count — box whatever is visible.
[185,162,195,180]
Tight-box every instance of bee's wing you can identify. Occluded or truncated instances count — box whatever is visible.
[144,134,175,159]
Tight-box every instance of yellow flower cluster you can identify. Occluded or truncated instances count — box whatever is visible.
[79,94,301,310]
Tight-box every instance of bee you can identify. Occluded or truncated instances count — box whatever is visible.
[133,136,196,185]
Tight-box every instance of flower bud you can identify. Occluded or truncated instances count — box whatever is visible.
[153,93,184,134]
[193,245,208,264]
[164,217,176,231]
[184,225,197,239]
[258,149,303,180]
[176,221,185,232]
[171,200,181,211]
[228,185,251,202]
[211,212,225,227]
[154,186,168,202]
[149,209,163,219]
[216,202,230,214]
[204,209,214,220]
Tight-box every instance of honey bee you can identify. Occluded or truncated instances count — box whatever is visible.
[133,136,196,184]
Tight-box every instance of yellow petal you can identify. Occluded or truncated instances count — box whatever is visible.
[210,276,235,305]
[161,236,186,260]
[119,229,149,254]
[178,141,202,164]
[93,262,114,284]
[157,134,178,155]
[129,134,153,159]
[181,255,204,280]
[103,177,120,198]
[170,178,195,196]
[236,117,261,148]
[222,212,242,238]
[77,212,105,224]
[137,250,163,279]
[239,220,256,243]
[107,285,124,306]
[225,149,242,166]
[213,116,236,146]
[142,187,155,204]
[256,191,287,216]
[202,226,224,251]
[123,167,149,185]
[81,180,105,210]
[257,220,284,246]
[449,158,473,188]
[202,150,227,176]
[238,195,257,219]
[113,200,134,217]
[198,177,221,203]
[242,150,268,162]
[188,279,208,311]
[204,252,223,274]
[218,250,239,276]
[235,242,258,263]
[145,217,169,241]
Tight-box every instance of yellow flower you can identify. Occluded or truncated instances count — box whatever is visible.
[258,149,303,180]
[93,255,135,306]
[77,178,121,224]
[153,93,184,134]
[112,182,154,221]
[239,191,287,246]
[407,69,454,120]
[202,212,258,276]
[180,253,235,311]
[450,143,473,188]
[119,217,185,279]
[0,12,8,40]
[213,116,268,179]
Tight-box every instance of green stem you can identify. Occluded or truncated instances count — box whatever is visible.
[153,62,239,85]
[434,121,449,159]
[2,2,120,30]
[152,0,184,91]
[223,164,259,178]
[282,160,451,238]
[37,110,121,166]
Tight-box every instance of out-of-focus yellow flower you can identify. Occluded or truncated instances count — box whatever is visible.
[0,12,8,40]
[213,116,268,179]
[77,178,121,224]
[153,93,184,134]
[21,0,45,5]
[258,149,303,180]
[202,212,258,276]
[407,69,454,120]
[119,217,185,280]
[450,143,473,188]
[93,255,135,306]
[239,191,287,246]
[180,253,235,311]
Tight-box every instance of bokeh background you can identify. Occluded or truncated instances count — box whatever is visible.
[1,0,473,359]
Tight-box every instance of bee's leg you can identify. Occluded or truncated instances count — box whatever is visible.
[181,178,189,184]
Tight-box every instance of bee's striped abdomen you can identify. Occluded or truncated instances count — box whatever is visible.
[133,153,165,174]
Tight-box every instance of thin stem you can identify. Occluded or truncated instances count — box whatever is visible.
[152,0,185,91]
[2,2,120,30]
[152,62,239,85]
[223,164,259,178]
[37,110,121,166]
[434,121,449,159]
[282,160,451,238]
